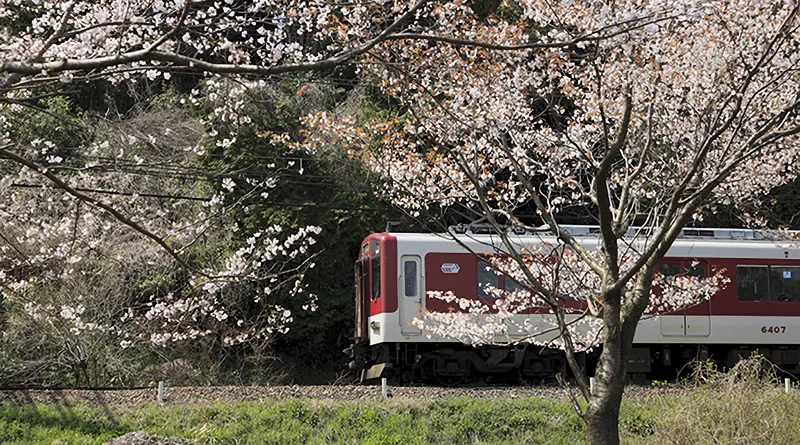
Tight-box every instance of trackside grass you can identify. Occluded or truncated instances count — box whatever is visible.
[6,392,799,445]
[3,359,800,445]
[0,397,591,445]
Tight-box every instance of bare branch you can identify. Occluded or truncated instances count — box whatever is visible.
[595,92,632,280]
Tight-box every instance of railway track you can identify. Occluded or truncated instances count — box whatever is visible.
[0,383,684,407]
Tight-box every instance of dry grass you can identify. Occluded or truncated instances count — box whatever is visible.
[636,356,800,444]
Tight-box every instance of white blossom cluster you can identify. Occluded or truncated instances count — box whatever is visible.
[344,0,800,220]
[0,0,440,86]
[0,104,322,355]
[21,301,110,336]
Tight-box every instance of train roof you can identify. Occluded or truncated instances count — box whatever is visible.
[381,226,800,260]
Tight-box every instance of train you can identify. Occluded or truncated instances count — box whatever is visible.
[345,225,800,383]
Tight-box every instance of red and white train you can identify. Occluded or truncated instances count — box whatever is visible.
[346,226,800,383]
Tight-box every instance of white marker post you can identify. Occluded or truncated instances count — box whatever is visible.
[381,378,389,399]
[785,378,791,394]
[589,377,595,396]
[158,381,165,404]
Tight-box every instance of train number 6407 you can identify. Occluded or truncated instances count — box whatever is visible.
[761,326,786,334]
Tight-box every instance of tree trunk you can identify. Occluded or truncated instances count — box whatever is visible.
[0,295,5,340]
[585,291,629,445]
[585,346,626,445]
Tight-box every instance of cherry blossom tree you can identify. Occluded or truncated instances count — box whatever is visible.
[0,0,672,379]
[0,0,667,87]
[0,0,444,381]
[300,1,800,443]
[0,101,324,385]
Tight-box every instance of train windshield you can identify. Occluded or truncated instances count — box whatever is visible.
[371,257,381,301]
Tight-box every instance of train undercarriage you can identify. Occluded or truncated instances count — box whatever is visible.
[346,342,800,384]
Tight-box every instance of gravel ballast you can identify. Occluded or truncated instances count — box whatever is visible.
[0,385,566,406]
[0,384,679,407]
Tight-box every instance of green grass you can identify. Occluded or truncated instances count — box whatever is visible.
[0,403,129,444]
[4,381,800,444]
[0,397,593,445]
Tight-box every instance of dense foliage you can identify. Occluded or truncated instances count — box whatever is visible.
[0,75,404,386]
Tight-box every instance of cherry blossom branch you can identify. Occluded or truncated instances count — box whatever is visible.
[58,21,162,42]
[419,169,597,399]
[611,42,798,295]
[143,0,192,53]
[0,0,430,81]
[614,100,654,232]
[380,13,678,51]
[451,152,562,305]
[0,145,201,275]
[33,1,77,61]
[499,147,605,277]
[676,4,799,199]
[594,93,632,280]
[0,230,30,265]
[553,306,592,401]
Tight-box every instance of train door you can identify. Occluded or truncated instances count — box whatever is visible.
[660,312,686,336]
[659,261,711,337]
[685,298,711,337]
[400,255,423,335]
[661,305,711,336]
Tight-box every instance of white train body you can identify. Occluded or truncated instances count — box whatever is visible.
[349,228,800,381]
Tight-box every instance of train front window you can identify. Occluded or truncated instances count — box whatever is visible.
[371,257,381,301]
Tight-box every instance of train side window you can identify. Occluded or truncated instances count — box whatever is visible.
[686,262,706,278]
[769,267,800,302]
[478,260,498,300]
[403,259,418,297]
[659,263,681,279]
[659,262,705,280]
[737,266,769,301]
[505,276,526,293]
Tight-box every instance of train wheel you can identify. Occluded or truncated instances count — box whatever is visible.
[431,361,468,386]
[433,372,466,387]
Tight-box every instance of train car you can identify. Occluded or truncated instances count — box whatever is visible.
[345,226,800,383]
